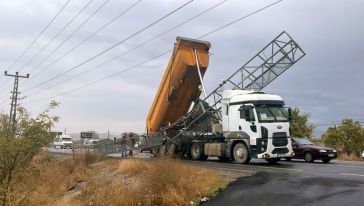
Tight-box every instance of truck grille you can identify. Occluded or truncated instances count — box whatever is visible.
[272,148,289,154]
[272,132,288,147]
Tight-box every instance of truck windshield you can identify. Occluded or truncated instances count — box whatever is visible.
[255,105,289,123]
[62,138,72,141]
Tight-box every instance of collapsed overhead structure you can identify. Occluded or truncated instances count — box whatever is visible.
[144,31,305,164]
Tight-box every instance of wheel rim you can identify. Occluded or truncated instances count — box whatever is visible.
[305,153,312,161]
[192,144,200,158]
[235,146,247,160]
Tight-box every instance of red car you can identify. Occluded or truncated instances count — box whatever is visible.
[287,137,337,163]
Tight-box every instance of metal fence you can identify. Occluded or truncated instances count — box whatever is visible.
[48,141,134,157]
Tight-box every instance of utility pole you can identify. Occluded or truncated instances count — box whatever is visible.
[4,71,29,130]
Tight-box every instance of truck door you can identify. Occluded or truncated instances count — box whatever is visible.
[229,104,259,141]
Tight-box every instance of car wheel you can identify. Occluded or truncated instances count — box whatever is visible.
[322,158,331,163]
[266,158,281,164]
[285,157,292,161]
[304,152,314,162]
[233,143,250,164]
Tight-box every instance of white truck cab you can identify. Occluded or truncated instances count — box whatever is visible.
[53,135,73,149]
[220,90,294,163]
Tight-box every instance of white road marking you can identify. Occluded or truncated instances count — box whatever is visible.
[340,173,364,177]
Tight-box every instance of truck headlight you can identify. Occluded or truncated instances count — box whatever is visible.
[333,150,337,153]
[319,149,327,153]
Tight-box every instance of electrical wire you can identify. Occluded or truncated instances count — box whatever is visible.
[17,0,95,73]
[24,0,228,96]
[25,0,194,91]
[1,0,142,104]
[25,0,143,82]
[1,0,92,101]
[4,0,72,72]
[0,0,72,89]
[23,0,283,104]
[26,0,112,76]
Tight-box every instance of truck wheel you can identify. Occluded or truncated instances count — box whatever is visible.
[322,158,331,163]
[233,143,250,164]
[152,147,159,156]
[159,145,166,155]
[190,143,206,160]
[167,144,176,156]
[304,152,314,162]
[266,158,281,164]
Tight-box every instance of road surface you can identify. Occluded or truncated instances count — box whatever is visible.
[191,158,364,206]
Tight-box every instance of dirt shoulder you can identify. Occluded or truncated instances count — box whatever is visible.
[24,153,251,206]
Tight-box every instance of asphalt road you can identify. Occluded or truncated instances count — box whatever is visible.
[191,158,364,206]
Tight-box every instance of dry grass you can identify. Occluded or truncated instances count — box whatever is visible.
[338,153,364,161]
[21,154,225,206]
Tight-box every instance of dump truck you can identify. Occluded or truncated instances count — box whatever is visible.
[144,32,305,164]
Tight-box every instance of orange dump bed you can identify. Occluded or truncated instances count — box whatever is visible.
[146,37,211,134]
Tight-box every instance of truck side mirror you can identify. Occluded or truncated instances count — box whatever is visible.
[288,108,292,122]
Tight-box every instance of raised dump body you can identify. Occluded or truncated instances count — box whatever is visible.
[146,37,211,134]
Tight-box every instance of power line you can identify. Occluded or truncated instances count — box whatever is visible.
[24,0,283,104]
[0,0,71,88]
[4,0,72,72]
[26,51,171,103]
[26,0,112,76]
[24,0,143,83]
[198,0,282,39]
[0,0,94,101]
[24,0,228,96]
[25,0,194,92]
[17,0,95,73]
[0,0,95,100]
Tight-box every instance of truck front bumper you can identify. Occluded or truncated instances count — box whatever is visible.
[258,137,294,159]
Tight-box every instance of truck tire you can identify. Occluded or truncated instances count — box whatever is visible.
[190,143,207,160]
[266,158,281,164]
[322,158,331,163]
[167,144,176,156]
[233,143,250,164]
[152,147,159,156]
[304,152,314,162]
[159,145,166,155]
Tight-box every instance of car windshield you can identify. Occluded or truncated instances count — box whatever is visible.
[62,138,72,141]
[293,138,314,145]
[255,105,289,123]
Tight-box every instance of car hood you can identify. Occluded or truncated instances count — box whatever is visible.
[299,144,334,151]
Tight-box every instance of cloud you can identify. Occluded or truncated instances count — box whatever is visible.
[0,0,363,136]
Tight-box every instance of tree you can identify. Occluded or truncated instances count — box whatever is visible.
[0,101,59,206]
[322,118,364,156]
[290,108,314,138]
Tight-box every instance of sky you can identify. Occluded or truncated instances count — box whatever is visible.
[0,0,363,136]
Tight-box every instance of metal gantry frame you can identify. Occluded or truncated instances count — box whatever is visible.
[162,31,305,143]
